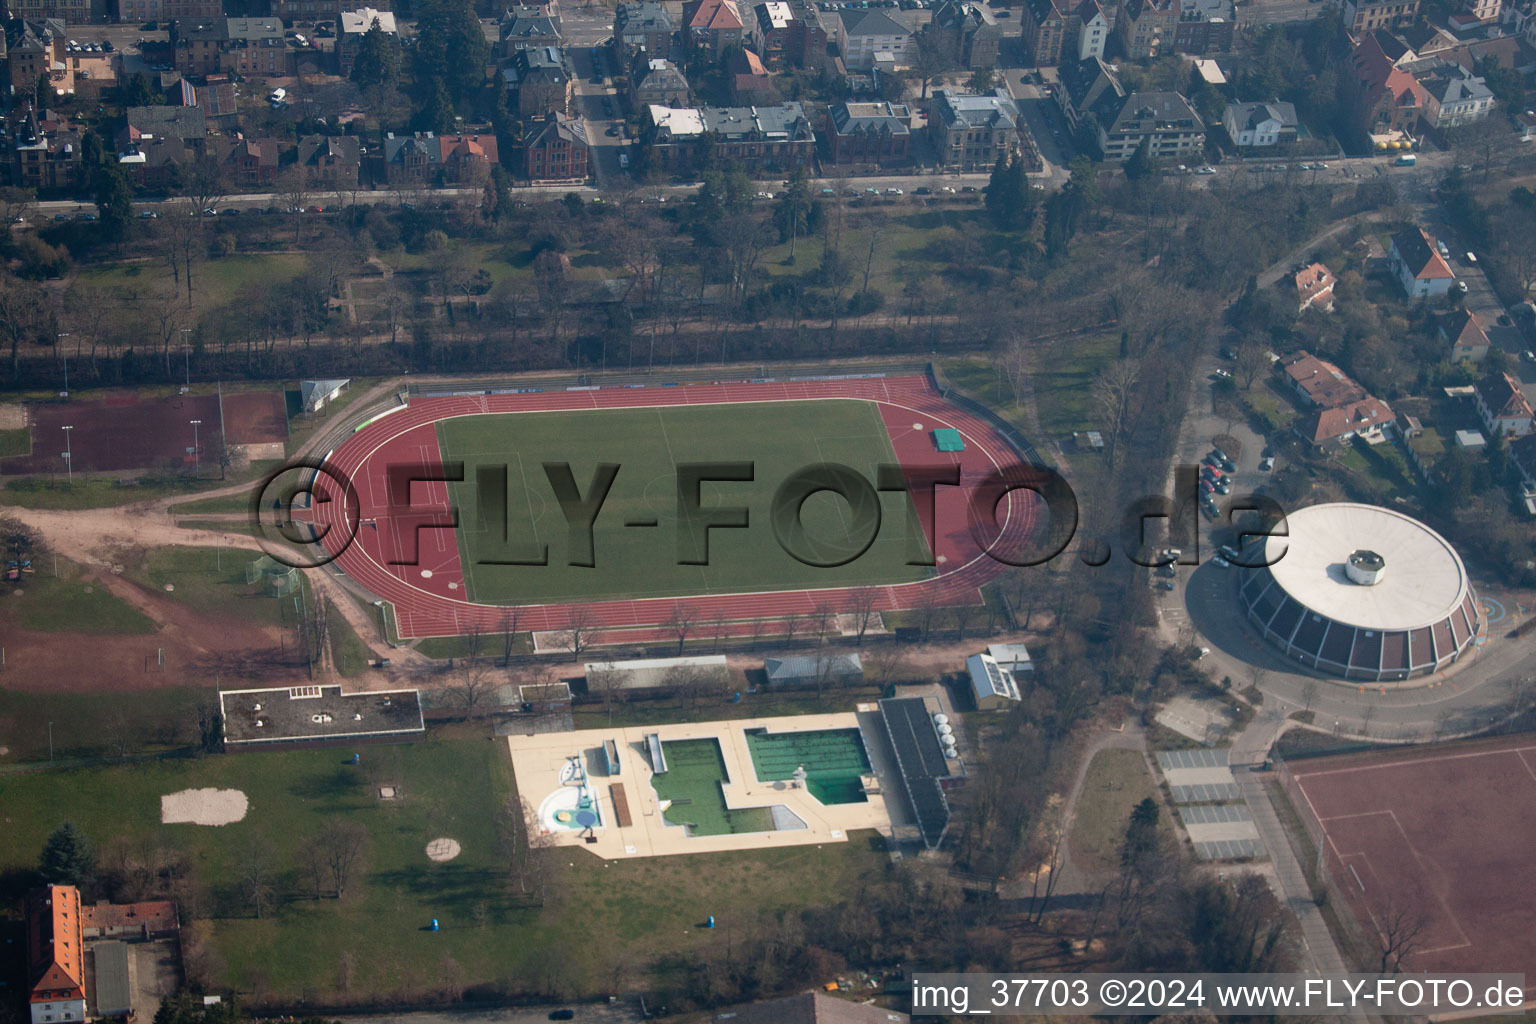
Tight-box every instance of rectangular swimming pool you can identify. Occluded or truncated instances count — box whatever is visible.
[652,738,776,836]
[745,727,872,805]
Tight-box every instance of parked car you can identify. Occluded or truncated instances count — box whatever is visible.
[1212,555,1230,568]
[1156,579,1176,591]
[1259,456,1274,471]
[940,185,956,193]
[1221,458,1236,473]
[885,187,903,195]
[1466,251,1478,263]
[913,186,932,195]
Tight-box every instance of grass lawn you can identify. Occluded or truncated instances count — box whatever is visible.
[1066,746,1163,877]
[943,337,1120,443]
[414,632,532,660]
[327,600,371,677]
[0,427,29,458]
[5,560,155,635]
[123,545,296,629]
[74,254,307,300]
[437,399,928,605]
[0,685,206,763]
[0,731,889,1003]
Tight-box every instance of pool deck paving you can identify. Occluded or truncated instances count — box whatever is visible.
[505,711,903,859]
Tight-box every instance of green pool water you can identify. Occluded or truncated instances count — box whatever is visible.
[652,739,775,837]
[745,727,871,805]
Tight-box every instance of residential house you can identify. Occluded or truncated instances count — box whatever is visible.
[1280,351,1395,445]
[629,55,690,107]
[26,885,86,1024]
[1507,433,1536,501]
[121,105,207,152]
[297,134,362,188]
[499,4,561,56]
[1295,262,1336,313]
[613,0,676,62]
[682,0,746,56]
[1282,350,1372,407]
[7,20,70,99]
[438,133,500,184]
[1437,35,1536,76]
[377,131,500,186]
[211,137,280,187]
[930,87,1037,171]
[1223,100,1298,146]
[1056,54,1123,135]
[643,101,815,173]
[5,0,105,24]
[1072,0,1109,60]
[338,8,398,77]
[835,8,909,70]
[1116,0,1179,59]
[1387,226,1455,299]
[1438,308,1491,362]
[1094,89,1204,161]
[826,99,912,164]
[1464,0,1502,22]
[1021,0,1068,66]
[726,47,774,98]
[709,992,911,1023]
[966,652,1022,710]
[928,1,1001,69]
[749,0,794,65]
[1298,398,1398,445]
[1174,0,1235,55]
[522,111,589,181]
[1342,0,1420,32]
[1345,31,1430,141]
[174,18,289,79]
[118,0,221,25]
[507,45,572,118]
[116,134,197,190]
[1474,371,1534,437]
[1415,61,1494,128]
[272,0,388,25]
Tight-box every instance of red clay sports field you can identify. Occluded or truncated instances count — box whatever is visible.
[310,375,1040,642]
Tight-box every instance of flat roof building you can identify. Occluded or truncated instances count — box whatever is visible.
[219,685,424,747]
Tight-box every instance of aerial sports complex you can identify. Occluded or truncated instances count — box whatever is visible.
[304,374,1044,645]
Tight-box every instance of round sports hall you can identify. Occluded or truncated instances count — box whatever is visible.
[1237,503,1480,682]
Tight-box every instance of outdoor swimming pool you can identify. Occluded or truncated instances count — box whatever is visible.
[745,727,872,805]
[651,739,776,837]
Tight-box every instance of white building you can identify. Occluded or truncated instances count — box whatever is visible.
[836,8,911,70]
[1222,100,1298,147]
[1075,0,1108,60]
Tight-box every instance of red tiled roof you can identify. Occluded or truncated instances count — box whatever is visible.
[1281,350,1367,408]
[26,885,84,1005]
[81,900,179,935]
[687,0,745,30]
[1440,308,1489,354]
[1295,262,1336,309]
[1300,397,1396,444]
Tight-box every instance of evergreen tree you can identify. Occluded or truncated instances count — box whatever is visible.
[984,151,1031,232]
[414,78,457,134]
[1121,797,1160,868]
[93,164,136,239]
[350,20,398,89]
[39,822,96,889]
[1124,134,1158,181]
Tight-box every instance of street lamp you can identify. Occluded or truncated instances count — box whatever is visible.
[181,328,192,388]
[61,425,72,485]
[190,419,202,478]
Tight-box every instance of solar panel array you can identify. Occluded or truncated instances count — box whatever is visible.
[1193,838,1263,860]
[982,659,1011,697]
[1156,749,1230,770]
[1177,803,1252,826]
[1171,782,1242,803]
[879,698,951,849]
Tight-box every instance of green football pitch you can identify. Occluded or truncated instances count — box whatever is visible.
[436,399,931,605]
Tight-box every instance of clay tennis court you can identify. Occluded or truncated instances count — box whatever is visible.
[1285,735,1536,980]
[0,390,288,474]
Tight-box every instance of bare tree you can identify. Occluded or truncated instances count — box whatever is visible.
[849,586,880,644]
[809,603,837,647]
[663,603,698,656]
[914,590,942,643]
[454,652,494,715]
[297,842,327,901]
[588,666,631,722]
[557,604,599,662]
[1026,793,1067,923]
[1091,359,1142,465]
[318,820,367,898]
[952,601,980,643]
[240,836,277,919]
[864,643,910,689]
[1234,339,1272,391]
[499,796,555,901]
[1374,893,1430,973]
[499,608,520,667]
[1300,679,1320,717]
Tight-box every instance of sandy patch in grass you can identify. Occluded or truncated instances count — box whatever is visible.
[161,788,249,826]
[0,404,26,429]
[426,838,461,862]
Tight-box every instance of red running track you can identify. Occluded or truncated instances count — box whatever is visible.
[312,377,1041,641]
